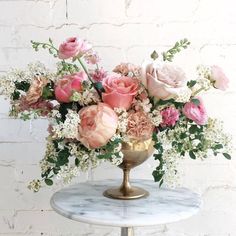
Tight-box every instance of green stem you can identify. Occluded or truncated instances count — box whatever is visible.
[77,58,102,98]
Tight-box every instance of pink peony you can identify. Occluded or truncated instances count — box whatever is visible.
[55,72,87,103]
[78,103,118,149]
[182,97,208,125]
[210,65,229,91]
[58,37,92,60]
[160,107,180,127]
[127,110,154,141]
[141,62,187,100]
[91,68,107,82]
[102,76,139,110]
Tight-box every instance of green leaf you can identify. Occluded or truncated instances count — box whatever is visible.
[150,50,159,60]
[223,153,231,160]
[45,178,53,186]
[187,80,197,88]
[189,125,199,134]
[97,153,112,159]
[180,133,187,139]
[189,150,196,159]
[152,170,164,182]
[191,98,200,106]
[75,158,80,166]
[214,144,223,150]
[47,157,56,163]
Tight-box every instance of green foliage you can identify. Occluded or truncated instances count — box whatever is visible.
[162,38,190,62]
[42,83,54,100]
[191,98,200,106]
[31,38,58,58]
[223,153,231,160]
[57,61,80,75]
[45,178,53,186]
[150,50,159,60]
[187,80,197,88]
[15,81,30,92]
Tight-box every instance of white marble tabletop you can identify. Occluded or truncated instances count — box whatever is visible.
[50,179,201,227]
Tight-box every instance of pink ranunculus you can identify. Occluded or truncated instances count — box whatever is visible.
[127,110,154,141]
[182,97,208,125]
[102,76,139,110]
[160,107,180,127]
[78,103,118,149]
[210,65,229,91]
[54,72,87,103]
[58,37,92,60]
[141,61,187,100]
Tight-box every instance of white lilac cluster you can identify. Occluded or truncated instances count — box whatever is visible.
[111,152,124,166]
[68,143,101,171]
[56,166,80,184]
[50,109,80,139]
[135,98,152,113]
[161,149,180,187]
[175,88,192,103]
[149,109,162,126]
[114,108,128,133]
[205,118,233,154]
[40,138,57,174]
[0,62,55,97]
[195,65,212,91]
[71,89,100,106]
[28,179,42,192]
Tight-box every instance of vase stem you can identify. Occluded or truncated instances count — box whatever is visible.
[120,167,132,195]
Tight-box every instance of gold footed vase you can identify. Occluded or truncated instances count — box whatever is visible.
[103,139,154,200]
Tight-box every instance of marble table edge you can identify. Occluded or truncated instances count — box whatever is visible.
[50,180,202,228]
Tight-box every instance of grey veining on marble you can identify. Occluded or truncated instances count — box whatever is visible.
[50,179,201,227]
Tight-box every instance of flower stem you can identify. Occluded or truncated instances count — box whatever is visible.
[77,57,102,98]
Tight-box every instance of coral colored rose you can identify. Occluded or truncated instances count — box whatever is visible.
[160,107,180,127]
[102,76,139,110]
[58,37,92,60]
[182,97,208,125]
[127,110,154,141]
[78,103,118,149]
[55,72,87,103]
[25,77,48,104]
[210,65,229,91]
[141,61,187,100]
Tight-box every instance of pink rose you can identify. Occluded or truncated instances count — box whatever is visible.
[58,37,92,60]
[78,103,118,149]
[127,110,154,141]
[102,76,139,110]
[55,72,87,103]
[160,107,180,127]
[211,65,229,91]
[182,97,208,125]
[141,62,187,100]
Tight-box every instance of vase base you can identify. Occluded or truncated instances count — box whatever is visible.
[103,186,149,200]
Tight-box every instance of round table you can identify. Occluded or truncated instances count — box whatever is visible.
[51,179,201,236]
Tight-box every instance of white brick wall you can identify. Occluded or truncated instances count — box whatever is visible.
[0,0,236,235]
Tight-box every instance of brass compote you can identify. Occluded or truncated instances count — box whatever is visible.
[103,139,154,200]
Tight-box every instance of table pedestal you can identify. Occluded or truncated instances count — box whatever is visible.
[121,227,134,236]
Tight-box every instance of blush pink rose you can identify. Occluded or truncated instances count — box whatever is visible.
[141,61,187,100]
[58,37,92,60]
[55,72,87,103]
[160,107,180,127]
[78,103,118,149]
[127,110,154,141]
[102,76,139,110]
[211,65,229,91]
[182,97,208,125]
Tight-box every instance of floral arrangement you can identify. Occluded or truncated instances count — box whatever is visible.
[0,37,232,192]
